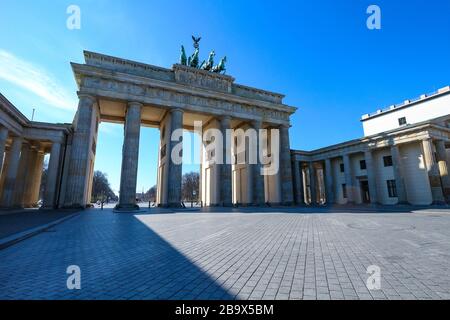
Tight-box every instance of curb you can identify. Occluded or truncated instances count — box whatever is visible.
[0,212,81,250]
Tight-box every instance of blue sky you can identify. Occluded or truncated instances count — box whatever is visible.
[1,0,449,194]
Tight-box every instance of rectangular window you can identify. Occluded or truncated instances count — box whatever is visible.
[360,160,367,170]
[342,184,347,198]
[398,117,407,126]
[340,163,345,173]
[387,180,397,198]
[383,155,393,167]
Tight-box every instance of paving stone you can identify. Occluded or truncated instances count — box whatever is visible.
[0,208,449,300]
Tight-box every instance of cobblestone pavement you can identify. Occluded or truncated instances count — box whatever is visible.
[0,209,449,300]
[0,209,78,239]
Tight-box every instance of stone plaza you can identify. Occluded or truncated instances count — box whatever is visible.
[1,207,450,300]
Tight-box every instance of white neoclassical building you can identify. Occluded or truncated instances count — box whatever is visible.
[291,86,450,206]
[0,49,449,210]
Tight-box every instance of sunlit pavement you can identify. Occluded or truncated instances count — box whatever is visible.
[1,207,450,300]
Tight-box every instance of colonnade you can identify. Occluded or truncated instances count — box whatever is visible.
[293,139,450,206]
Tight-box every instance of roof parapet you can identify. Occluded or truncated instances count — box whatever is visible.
[361,85,450,121]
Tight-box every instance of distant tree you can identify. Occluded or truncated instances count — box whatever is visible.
[182,172,199,202]
[144,185,157,203]
[39,158,49,201]
[91,171,116,203]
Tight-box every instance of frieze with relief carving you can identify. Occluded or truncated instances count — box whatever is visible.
[82,76,290,122]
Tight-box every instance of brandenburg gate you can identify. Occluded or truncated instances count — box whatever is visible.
[0,37,296,211]
[59,41,296,209]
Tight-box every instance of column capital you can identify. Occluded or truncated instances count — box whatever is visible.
[170,107,184,114]
[279,123,291,129]
[251,119,262,129]
[127,101,143,109]
[77,92,96,103]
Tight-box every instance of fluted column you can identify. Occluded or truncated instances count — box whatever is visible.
[26,149,45,207]
[390,145,408,204]
[117,102,142,210]
[435,140,450,202]
[324,158,334,205]
[0,126,8,176]
[251,120,265,205]
[0,136,23,207]
[422,139,445,204]
[219,116,232,206]
[292,159,304,205]
[279,124,294,205]
[43,142,62,208]
[308,162,317,205]
[13,143,31,207]
[65,94,97,208]
[167,108,183,207]
[342,154,354,204]
[364,150,378,204]
[22,147,38,207]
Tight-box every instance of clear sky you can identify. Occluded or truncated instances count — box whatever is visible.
[1,0,449,194]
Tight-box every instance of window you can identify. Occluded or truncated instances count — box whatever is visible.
[360,160,367,170]
[398,117,407,126]
[342,184,347,198]
[340,163,345,173]
[387,180,397,198]
[383,155,393,167]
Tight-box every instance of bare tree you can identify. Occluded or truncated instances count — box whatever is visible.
[91,171,117,203]
[144,185,157,203]
[182,172,200,202]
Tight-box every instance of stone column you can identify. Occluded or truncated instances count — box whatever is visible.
[390,145,408,204]
[342,154,354,204]
[219,116,232,206]
[22,147,38,207]
[422,139,445,204]
[279,124,294,205]
[0,149,10,197]
[167,108,183,207]
[116,102,142,210]
[292,159,304,205]
[65,95,97,208]
[31,150,45,206]
[251,120,265,205]
[0,136,23,207]
[0,126,8,176]
[364,150,378,204]
[43,142,62,209]
[435,140,450,202]
[324,158,334,205]
[308,162,317,205]
[13,143,31,207]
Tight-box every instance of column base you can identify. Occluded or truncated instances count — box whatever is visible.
[114,203,140,211]
[158,203,184,208]
[431,200,447,206]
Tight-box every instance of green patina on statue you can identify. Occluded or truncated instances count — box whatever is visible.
[212,56,227,74]
[200,50,215,71]
[188,48,200,68]
[180,45,187,66]
[179,36,227,74]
